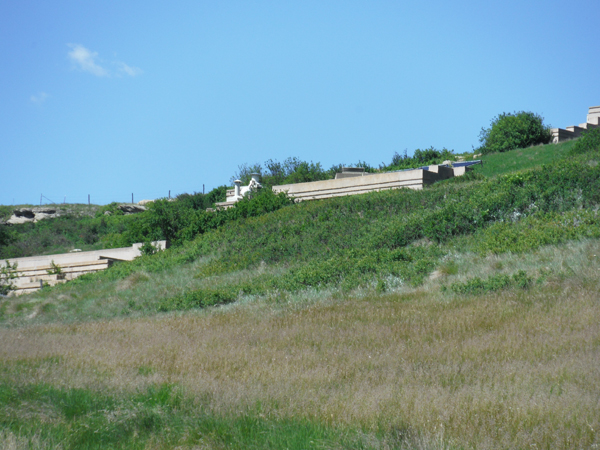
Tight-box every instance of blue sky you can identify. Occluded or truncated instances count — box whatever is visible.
[1,0,599,205]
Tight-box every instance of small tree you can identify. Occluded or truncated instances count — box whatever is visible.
[0,261,18,296]
[478,111,552,154]
[569,128,600,156]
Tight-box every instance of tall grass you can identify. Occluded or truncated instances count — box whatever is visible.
[1,239,599,448]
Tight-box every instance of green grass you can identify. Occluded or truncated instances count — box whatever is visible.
[471,139,576,178]
[0,377,405,449]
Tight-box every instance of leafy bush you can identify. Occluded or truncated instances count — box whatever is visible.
[175,185,228,210]
[231,157,376,188]
[0,260,18,296]
[0,214,142,259]
[0,205,14,221]
[447,270,533,295]
[0,224,14,249]
[95,202,125,217]
[158,286,239,311]
[135,187,295,246]
[474,210,600,255]
[382,147,458,171]
[478,111,552,154]
[569,127,600,156]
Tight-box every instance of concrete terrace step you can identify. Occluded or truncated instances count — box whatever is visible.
[2,241,166,296]
[17,279,68,290]
[16,260,112,277]
[9,260,113,295]
[552,106,600,143]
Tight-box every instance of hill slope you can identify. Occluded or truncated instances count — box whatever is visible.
[1,136,599,449]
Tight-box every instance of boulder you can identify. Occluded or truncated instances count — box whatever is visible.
[7,207,63,224]
[33,208,59,222]
[118,204,147,215]
[8,209,35,224]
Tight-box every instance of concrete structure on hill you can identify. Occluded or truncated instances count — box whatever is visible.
[214,162,479,209]
[551,106,600,143]
[0,241,167,296]
[215,173,262,209]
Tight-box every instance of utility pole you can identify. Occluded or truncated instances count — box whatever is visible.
[132,193,134,204]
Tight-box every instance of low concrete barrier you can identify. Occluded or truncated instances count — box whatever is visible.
[273,169,438,201]
[551,106,600,143]
[214,163,479,209]
[1,241,167,296]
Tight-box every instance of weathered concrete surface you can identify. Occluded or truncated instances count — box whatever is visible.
[273,169,439,201]
[1,240,167,295]
[425,165,455,180]
[212,163,478,210]
[1,241,167,270]
[335,167,366,179]
[588,106,600,124]
[552,106,600,143]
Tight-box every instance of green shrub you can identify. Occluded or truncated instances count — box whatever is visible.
[158,286,239,311]
[478,111,552,154]
[569,128,600,156]
[474,210,600,255]
[0,260,18,296]
[175,185,228,209]
[382,147,457,171]
[0,224,14,249]
[231,157,377,188]
[447,270,533,295]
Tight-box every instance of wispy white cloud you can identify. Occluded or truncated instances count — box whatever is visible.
[67,44,142,77]
[68,44,108,77]
[116,61,143,77]
[30,92,49,104]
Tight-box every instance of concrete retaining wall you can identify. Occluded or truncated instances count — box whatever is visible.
[215,163,477,209]
[1,241,167,296]
[551,106,600,143]
[272,169,438,201]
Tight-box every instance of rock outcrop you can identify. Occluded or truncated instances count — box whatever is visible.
[117,204,146,214]
[5,204,146,225]
[7,208,60,224]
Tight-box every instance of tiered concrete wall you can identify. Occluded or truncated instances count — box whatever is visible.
[273,168,440,201]
[551,106,600,143]
[214,164,475,209]
[1,241,166,296]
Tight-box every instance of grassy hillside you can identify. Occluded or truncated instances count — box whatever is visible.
[472,139,576,178]
[1,134,600,448]
[0,141,573,260]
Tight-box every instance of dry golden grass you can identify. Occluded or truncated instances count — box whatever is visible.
[2,258,599,449]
